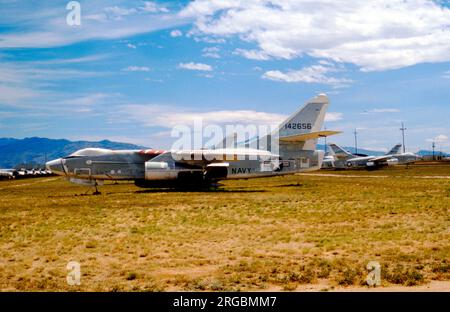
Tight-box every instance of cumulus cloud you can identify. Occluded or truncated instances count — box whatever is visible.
[178,62,213,71]
[122,66,151,72]
[126,43,137,49]
[181,0,450,71]
[262,64,352,87]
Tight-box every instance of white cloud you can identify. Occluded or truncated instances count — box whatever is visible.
[0,85,41,105]
[262,64,352,86]
[427,134,448,143]
[127,43,137,49]
[141,1,169,13]
[182,0,450,71]
[0,2,185,48]
[233,49,270,61]
[114,104,343,131]
[30,54,109,65]
[104,6,137,20]
[170,29,183,37]
[122,66,151,72]
[0,62,107,107]
[325,112,343,122]
[178,62,213,71]
[193,36,226,44]
[114,104,286,128]
[444,71,450,79]
[202,47,221,58]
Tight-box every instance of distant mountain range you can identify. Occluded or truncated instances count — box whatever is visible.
[0,137,447,169]
[0,137,147,168]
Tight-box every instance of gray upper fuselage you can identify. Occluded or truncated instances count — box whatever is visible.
[46,148,160,180]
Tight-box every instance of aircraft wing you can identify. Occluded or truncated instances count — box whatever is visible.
[279,130,341,142]
[370,155,393,163]
[207,162,229,168]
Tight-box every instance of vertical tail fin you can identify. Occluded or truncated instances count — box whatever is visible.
[277,93,329,152]
[278,93,329,139]
[326,144,335,157]
[265,94,339,172]
[386,144,402,155]
[329,143,354,159]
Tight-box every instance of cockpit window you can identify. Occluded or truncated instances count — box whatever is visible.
[69,148,111,157]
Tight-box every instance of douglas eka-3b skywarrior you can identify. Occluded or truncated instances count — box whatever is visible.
[46,94,340,192]
[324,143,420,169]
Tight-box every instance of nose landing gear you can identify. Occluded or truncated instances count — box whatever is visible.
[93,181,101,195]
[81,180,101,195]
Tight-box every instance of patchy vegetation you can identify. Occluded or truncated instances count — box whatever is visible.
[0,165,448,291]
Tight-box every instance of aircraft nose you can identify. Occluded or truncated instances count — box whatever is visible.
[46,158,65,175]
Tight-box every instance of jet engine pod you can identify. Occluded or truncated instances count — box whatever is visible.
[145,161,178,180]
[387,158,399,166]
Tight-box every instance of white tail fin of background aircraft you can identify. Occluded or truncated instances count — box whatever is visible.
[329,143,354,159]
[386,144,402,155]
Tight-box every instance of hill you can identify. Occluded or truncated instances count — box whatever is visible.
[0,137,147,168]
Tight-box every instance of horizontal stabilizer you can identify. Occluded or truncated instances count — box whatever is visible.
[279,130,341,142]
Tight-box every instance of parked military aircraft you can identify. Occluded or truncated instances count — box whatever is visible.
[0,169,18,180]
[321,145,336,169]
[46,94,340,192]
[325,143,420,169]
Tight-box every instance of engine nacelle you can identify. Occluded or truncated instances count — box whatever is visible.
[144,161,205,182]
[144,161,178,180]
[387,158,399,166]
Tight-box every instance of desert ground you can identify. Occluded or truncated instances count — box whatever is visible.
[0,163,449,291]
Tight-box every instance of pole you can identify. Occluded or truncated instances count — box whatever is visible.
[432,142,435,160]
[353,129,358,155]
[324,125,327,154]
[400,122,407,153]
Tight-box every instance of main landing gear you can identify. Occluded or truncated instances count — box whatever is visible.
[83,180,101,195]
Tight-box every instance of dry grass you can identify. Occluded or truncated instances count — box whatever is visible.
[0,164,449,291]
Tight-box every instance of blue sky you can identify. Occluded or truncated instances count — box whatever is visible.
[0,0,449,152]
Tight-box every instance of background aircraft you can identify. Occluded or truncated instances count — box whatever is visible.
[0,169,18,180]
[324,143,420,169]
[46,94,340,191]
